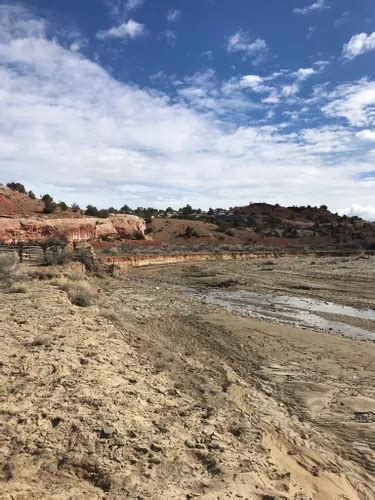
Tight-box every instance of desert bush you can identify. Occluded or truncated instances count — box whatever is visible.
[67,281,95,307]
[74,247,95,271]
[42,250,71,266]
[183,225,200,238]
[6,182,26,194]
[65,270,85,281]
[100,308,121,323]
[0,253,19,286]
[7,283,27,294]
[51,277,69,289]
[56,278,95,307]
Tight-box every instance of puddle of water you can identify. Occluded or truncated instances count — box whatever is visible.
[195,289,375,341]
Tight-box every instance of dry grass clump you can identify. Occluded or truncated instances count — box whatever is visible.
[65,270,86,281]
[54,277,96,307]
[7,283,28,294]
[67,281,95,307]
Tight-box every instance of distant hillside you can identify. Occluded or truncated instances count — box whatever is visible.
[130,202,375,251]
[0,186,43,216]
[0,185,76,218]
[1,183,374,250]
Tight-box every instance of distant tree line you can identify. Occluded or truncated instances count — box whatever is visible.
[2,182,366,234]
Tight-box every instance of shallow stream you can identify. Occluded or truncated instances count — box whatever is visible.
[191,289,375,341]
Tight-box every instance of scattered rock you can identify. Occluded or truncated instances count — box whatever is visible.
[134,445,149,454]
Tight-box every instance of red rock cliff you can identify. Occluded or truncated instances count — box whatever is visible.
[0,215,145,244]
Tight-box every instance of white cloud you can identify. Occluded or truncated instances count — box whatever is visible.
[164,29,176,46]
[343,32,375,60]
[293,67,316,81]
[323,80,375,126]
[126,0,144,9]
[356,130,375,141]
[281,83,300,97]
[239,75,269,92]
[167,10,181,23]
[0,4,46,41]
[201,50,213,60]
[226,30,268,64]
[339,205,375,221]
[294,0,330,15]
[97,19,146,40]
[0,4,374,211]
[105,0,145,18]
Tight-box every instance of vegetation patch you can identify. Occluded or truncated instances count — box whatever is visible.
[7,283,28,294]
[55,278,96,307]
[0,253,19,287]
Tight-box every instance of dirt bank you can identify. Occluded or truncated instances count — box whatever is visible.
[102,250,375,271]
[0,255,374,498]
[102,251,276,269]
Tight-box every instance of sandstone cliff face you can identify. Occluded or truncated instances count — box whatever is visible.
[0,215,145,244]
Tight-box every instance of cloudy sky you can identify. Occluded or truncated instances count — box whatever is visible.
[0,1,374,218]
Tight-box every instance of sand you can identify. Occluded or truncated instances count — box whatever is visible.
[0,255,374,499]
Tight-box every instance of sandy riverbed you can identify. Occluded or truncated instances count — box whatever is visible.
[0,255,374,498]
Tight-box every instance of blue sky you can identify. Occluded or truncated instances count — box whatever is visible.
[0,1,374,219]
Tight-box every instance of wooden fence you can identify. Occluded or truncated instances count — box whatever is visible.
[0,244,51,263]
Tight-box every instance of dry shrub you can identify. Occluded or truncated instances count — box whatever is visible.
[51,277,69,289]
[65,270,85,281]
[67,281,95,307]
[100,308,121,323]
[53,276,95,307]
[0,253,19,286]
[109,247,120,256]
[42,250,72,266]
[7,283,28,294]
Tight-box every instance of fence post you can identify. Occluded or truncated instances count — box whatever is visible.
[19,244,23,263]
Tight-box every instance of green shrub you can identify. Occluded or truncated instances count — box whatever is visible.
[183,225,200,238]
[74,247,95,271]
[6,182,26,194]
[109,247,120,256]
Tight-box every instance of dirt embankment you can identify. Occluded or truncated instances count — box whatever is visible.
[102,252,276,269]
[102,250,375,270]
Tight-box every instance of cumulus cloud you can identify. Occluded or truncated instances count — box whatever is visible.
[339,205,375,221]
[226,30,268,64]
[356,130,375,141]
[281,83,300,97]
[96,19,146,40]
[0,4,374,211]
[294,0,330,15]
[323,80,375,126]
[343,32,375,60]
[238,75,270,93]
[167,9,181,23]
[0,4,46,41]
[293,67,316,81]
